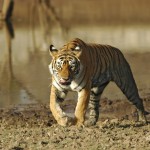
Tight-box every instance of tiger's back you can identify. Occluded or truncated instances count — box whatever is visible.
[84,44,127,82]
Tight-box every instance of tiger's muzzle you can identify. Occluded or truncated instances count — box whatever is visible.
[59,77,72,85]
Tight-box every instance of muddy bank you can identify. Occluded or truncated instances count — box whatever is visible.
[0,98,150,150]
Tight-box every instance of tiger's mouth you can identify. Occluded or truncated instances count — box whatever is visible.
[59,78,72,85]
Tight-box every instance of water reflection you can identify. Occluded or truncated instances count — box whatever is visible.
[0,19,50,108]
[32,0,67,50]
[0,20,14,107]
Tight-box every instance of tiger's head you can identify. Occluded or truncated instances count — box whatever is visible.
[49,39,84,86]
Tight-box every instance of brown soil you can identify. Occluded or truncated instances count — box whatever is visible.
[0,98,150,150]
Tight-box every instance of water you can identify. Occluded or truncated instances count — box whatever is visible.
[0,23,48,107]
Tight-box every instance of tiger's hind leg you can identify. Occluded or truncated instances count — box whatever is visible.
[85,82,109,127]
[113,65,147,123]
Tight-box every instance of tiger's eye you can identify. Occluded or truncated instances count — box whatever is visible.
[70,66,75,70]
[56,61,62,70]
[56,62,60,66]
[70,63,76,70]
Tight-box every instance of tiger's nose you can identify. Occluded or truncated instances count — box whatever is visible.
[60,77,72,85]
[61,77,70,81]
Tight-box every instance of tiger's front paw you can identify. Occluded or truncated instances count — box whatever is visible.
[76,122,85,128]
[74,118,85,128]
[57,116,74,127]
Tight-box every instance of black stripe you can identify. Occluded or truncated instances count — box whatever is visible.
[97,46,103,73]
[93,45,101,80]
[78,75,89,92]
[100,46,108,72]
[102,45,111,68]
[113,47,121,65]
[104,46,113,65]
[88,45,94,67]
[74,67,87,90]
[105,45,113,59]
[92,45,99,77]
[53,77,62,89]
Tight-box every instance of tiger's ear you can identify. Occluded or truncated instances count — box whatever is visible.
[49,45,58,57]
[73,45,82,57]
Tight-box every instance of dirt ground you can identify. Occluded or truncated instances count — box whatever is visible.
[0,97,150,150]
[0,53,150,150]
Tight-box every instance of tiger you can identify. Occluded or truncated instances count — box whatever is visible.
[49,38,147,127]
